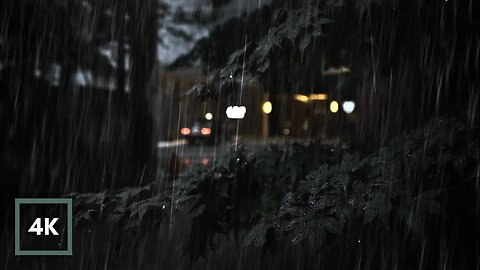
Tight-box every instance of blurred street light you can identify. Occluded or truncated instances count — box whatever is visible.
[205,112,213,120]
[342,101,356,114]
[262,101,272,114]
[330,101,339,113]
[226,106,246,119]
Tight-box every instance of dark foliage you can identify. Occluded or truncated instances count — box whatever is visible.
[244,119,478,251]
[182,1,334,98]
[73,118,479,268]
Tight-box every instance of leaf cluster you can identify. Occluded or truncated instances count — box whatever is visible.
[243,118,479,254]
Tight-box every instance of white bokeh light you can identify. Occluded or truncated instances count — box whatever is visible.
[226,106,246,119]
[342,101,356,114]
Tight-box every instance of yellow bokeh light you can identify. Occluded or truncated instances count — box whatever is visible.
[262,101,272,114]
[295,94,309,103]
[330,101,339,113]
[205,112,213,120]
[295,93,328,102]
[309,93,328,100]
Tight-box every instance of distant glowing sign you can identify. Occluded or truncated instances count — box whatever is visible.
[226,106,246,119]
[295,94,328,103]
[310,93,328,100]
[294,95,309,103]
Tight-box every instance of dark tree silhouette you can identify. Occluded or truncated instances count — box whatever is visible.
[0,0,160,196]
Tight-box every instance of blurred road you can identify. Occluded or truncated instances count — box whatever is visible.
[157,140,228,168]
[156,137,322,175]
[157,139,234,177]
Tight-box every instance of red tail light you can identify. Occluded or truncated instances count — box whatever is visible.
[180,128,191,135]
[201,128,211,135]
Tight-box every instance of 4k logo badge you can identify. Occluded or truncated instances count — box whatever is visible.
[15,198,72,256]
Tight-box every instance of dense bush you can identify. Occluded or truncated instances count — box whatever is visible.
[73,118,479,268]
